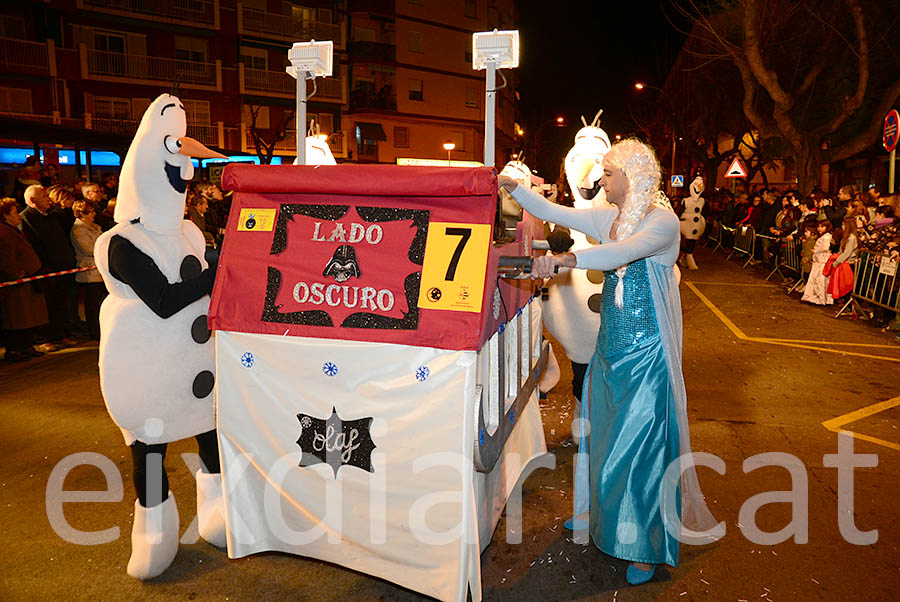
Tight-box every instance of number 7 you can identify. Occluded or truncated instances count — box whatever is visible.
[444,227,472,281]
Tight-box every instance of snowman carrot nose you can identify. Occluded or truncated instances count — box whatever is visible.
[575,157,596,188]
[178,136,227,159]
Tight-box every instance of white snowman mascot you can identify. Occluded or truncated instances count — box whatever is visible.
[679,175,706,270]
[94,93,228,579]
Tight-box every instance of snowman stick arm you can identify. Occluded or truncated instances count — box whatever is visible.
[107,235,214,319]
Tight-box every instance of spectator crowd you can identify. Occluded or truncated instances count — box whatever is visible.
[1,156,230,362]
[696,183,900,327]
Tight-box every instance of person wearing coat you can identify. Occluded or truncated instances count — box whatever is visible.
[20,184,77,345]
[70,200,106,339]
[0,197,49,361]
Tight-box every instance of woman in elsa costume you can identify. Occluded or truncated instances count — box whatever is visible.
[499,139,720,585]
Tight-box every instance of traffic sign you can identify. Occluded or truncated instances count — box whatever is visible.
[883,109,899,153]
[671,175,684,187]
[724,156,748,178]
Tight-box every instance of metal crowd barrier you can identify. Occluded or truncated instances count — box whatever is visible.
[765,237,807,294]
[705,219,722,250]
[836,251,900,319]
[727,225,756,267]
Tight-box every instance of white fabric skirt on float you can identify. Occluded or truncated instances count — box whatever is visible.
[215,331,547,602]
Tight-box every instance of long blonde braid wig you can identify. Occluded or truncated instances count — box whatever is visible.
[602,139,662,308]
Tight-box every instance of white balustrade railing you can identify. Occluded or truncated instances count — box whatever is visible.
[243,67,343,100]
[86,49,218,87]
[240,7,340,43]
[81,0,217,26]
[0,37,50,72]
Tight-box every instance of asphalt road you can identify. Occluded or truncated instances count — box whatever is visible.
[2,244,899,601]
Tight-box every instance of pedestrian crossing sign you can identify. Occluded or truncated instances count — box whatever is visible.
[671,175,684,187]
[725,156,748,178]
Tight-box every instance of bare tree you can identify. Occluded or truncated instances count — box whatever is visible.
[673,0,900,193]
[248,105,295,165]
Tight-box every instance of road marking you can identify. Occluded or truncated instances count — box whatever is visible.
[755,337,898,349]
[822,396,900,452]
[685,281,900,363]
[684,281,778,287]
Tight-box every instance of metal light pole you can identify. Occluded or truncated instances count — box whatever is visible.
[443,141,456,166]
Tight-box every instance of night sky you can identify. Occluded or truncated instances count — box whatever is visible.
[515,0,690,180]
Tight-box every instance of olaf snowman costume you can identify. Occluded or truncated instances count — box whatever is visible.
[679,176,706,270]
[94,93,228,579]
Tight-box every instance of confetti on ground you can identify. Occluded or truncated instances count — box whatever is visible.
[680,592,688,596]
[810,578,819,585]
[700,578,709,585]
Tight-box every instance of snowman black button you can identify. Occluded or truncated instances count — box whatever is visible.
[191,315,211,344]
[193,370,215,398]
[180,255,202,280]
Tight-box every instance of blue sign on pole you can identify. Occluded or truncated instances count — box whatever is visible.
[671,175,684,188]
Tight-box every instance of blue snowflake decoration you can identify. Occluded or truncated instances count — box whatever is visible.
[322,361,338,377]
[415,366,430,382]
[479,428,485,446]
[510,409,516,425]
[240,352,254,368]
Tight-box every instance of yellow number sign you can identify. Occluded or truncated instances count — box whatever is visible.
[237,208,277,232]
[418,222,491,313]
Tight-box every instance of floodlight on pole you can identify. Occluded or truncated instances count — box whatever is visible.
[287,39,333,166]
[473,29,520,168]
[634,82,645,90]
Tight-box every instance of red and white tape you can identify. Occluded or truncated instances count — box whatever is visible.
[0,266,97,288]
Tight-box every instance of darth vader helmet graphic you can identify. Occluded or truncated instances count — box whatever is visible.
[323,244,361,282]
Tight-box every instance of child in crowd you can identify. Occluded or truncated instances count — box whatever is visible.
[802,219,834,305]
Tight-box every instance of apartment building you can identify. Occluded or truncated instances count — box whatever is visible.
[346,0,518,165]
[0,0,518,168]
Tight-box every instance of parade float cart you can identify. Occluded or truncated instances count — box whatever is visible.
[208,164,549,602]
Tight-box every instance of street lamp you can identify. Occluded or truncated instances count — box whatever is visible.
[635,81,677,193]
[443,141,456,166]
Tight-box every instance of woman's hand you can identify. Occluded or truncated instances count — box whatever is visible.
[531,252,576,278]
[498,175,519,195]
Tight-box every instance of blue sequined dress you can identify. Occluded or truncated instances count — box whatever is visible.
[586,258,680,566]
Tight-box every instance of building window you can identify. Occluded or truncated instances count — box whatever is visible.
[0,87,32,114]
[394,126,409,148]
[0,16,26,39]
[408,0,424,6]
[94,30,126,54]
[408,31,424,53]
[356,129,378,160]
[465,86,479,108]
[465,0,477,18]
[409,78,423,101]
[175,36,208,63]
[183,99,210,124]
[240,47,268,71]
[94,96,131,120]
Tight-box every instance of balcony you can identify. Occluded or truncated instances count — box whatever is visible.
[77,0,219,29]
[0,111,59,125]
[89,116,223,147]
[350,89,396,112]
[238,6,343,47]
[347,41,395,62]
[240,65,344,103]
[0,37,54,76]
[80,45,221,91]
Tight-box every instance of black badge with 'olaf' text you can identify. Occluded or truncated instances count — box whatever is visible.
[296,407,376,477]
